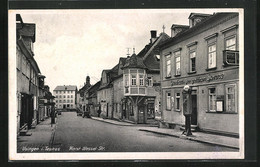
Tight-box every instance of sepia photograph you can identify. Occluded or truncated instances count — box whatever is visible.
[8,8,244,160]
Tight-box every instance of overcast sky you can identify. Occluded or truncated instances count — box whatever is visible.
[15,9,218,92]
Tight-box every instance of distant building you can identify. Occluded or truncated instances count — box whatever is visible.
[85,81,101,116]
[159,13,239,136]
[77,76,91,111]
[16,14,45,135]
[53,85,77,109]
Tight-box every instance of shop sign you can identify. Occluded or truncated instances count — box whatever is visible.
[171,73,224,86]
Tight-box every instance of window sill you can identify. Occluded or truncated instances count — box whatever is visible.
[174,74,181,77]
[205,67,217,71]
[166,109,171,111]
[165,76,171,79]
[206,111,238,114]
[174,109,181,112]
[187,71,197,75]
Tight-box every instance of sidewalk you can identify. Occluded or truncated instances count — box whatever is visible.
[91,116,239,149]
[138,127,239,149]
[17,117,57,152]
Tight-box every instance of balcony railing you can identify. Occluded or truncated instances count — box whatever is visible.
[124,86,147,96]
[223,50,239,66]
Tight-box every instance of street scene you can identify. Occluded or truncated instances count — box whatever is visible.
[18,112,238,152]
[12,9,242,158]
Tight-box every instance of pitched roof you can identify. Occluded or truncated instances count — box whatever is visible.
[54,85,77,91]
[122,54,147,69]
[159,13,238,49]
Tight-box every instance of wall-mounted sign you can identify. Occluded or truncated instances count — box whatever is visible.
[171,73,224,86]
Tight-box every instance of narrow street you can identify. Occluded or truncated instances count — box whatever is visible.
[52,112,237,152]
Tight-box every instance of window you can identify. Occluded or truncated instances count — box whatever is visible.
[59,95,61,98]
[175,93,181,111]
[175,51,181,75]
[71,100,73,103]
[63,100,66,103]
[189,51,196,72]
[59,100,61,103]
[67,100,70,103]
[56,100,58,103]
[139,74,144,86]
[166,92,171,110]
[225,36,236,51]
[131,74,136,86]
[64,95,66,98]
[225,84,236,113]
[71,95,73,98]
[208,44,216,69]
[209,87,216,112]
[148,77,153,87]
[165,55,171,77]
[67,95,70,98]
[125,74,129,86]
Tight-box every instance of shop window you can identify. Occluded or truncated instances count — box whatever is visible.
[208,44,216,69]
[175,92,181,111]
[166,55,171,78]
[225,84,237,113]
[166,92,171,110]
[208,87,216,112]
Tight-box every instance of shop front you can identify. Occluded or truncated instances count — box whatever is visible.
[162,67,239,136]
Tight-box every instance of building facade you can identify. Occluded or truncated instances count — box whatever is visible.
[77,76,91,112]
[16,14,46,135]
[53,85,77,109]
[85,81,101,117]
[160,13,239,136]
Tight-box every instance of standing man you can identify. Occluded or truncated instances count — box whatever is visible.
[182,85,192,136]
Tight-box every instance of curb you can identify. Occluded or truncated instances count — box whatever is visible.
[139,129,239,150]
[91,117,134,126]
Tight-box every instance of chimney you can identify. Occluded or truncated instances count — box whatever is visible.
[150,30,157,43]
[86,76,90,85]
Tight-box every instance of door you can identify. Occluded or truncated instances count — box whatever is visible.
[106,103,109,117]
[138,105,145,123]
[191,94,197,125]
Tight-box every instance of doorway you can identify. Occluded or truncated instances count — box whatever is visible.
[191,94,197,125]
[138,105,145,124]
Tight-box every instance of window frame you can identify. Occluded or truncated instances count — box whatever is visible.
[207,43,217,69]
[225,35,237,51]
[165,54,171,78]
[225,83,237,113]
[174,51,181,76]
[131,74,137,86]
[175,92,181,112]
[208,87,217,112]
[189,51,196,73]
[166,91,171,111]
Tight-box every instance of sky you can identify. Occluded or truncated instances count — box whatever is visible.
[15,9,216,92]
